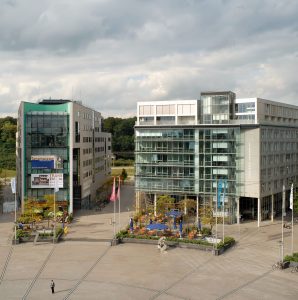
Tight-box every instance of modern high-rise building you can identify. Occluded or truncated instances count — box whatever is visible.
[135,91,298,226]
[16,99,112,213]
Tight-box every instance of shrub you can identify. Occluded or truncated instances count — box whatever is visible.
[284,252,298,262]
[201,227,212,235]
[16,229,30,239]
[216,236,235,249]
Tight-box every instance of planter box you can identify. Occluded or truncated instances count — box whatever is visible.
[119,237,234,256]
[122,238,158,245]
[289,261,298,268]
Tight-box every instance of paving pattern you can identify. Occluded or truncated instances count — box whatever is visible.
[0,185,297,299]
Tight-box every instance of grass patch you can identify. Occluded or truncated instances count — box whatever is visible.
[111,167,134,176]
[0,169,16,178]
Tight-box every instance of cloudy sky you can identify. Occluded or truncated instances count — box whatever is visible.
[0,0,297,117]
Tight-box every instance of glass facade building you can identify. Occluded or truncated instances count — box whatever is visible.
[17,100,112,213]
[135,92,298,226]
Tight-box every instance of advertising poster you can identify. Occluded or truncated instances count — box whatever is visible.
[31,173,63,189]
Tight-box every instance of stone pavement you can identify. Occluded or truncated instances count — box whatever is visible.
[0,185,297,299]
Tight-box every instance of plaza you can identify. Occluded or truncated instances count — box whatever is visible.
[0,185,297,299]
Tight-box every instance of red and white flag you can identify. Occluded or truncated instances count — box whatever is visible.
[110,177,116,202]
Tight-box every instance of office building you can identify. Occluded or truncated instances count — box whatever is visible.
[135,91,298,226]
[16,99,112,213]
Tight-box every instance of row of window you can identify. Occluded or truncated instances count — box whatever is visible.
[261,141,297,153]
[261,128,298,139]
[83,170,92,179]
[261,153,298,166]
[83,159,92,167]
[83,148,92,155]
[265,103,298,119]
[95,146,105,153]
[83,137,92,143]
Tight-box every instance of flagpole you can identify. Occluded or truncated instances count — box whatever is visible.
[118,176,121,232]
[15,190,17,242]
[13,178,17,243]
[290,183,294,255]
[53,188,56,244]
[110,177,116,237]
[281,183,285,262]
[215,179,218,248]
[292,200,294,255]
[223,180,226,242]
[113,192,116,237]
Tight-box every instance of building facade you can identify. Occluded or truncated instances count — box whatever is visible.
[16,99,112,213]
[135,92,298,226]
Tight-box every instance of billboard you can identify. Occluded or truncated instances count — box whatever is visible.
[31,173,63,189]
[31,155,63,169]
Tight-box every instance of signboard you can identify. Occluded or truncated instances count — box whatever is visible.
[31,155,63,169]
[31,174,63,189]
[213,211,229,217]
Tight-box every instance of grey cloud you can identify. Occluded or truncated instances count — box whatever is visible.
[0,0,297,117]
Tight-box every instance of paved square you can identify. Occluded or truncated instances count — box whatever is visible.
[0,185,297,299]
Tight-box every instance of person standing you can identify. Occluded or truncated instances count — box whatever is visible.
[129,217,134,233]
[50,280,55,294]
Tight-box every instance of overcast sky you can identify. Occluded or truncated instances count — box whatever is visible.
[0,0,297,117]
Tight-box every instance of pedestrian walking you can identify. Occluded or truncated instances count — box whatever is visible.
[50,280,55,294]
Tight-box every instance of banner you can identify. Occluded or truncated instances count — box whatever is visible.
[31,155,63,169]
[31,174,63,189]
[217,180,223,209]
[11,177,16,194]
[289,183,293,210]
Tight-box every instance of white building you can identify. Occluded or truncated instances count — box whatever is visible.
[135,91,298,226]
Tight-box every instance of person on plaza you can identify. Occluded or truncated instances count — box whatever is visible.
[129,217,134,233]
[149,218,153,224]
[50,280,55,294]
[179,219,183,238]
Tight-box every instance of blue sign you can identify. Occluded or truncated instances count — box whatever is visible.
[217,180,223,209]
[32,159,55,169]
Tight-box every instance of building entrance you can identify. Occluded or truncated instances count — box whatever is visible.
[239,197,257,221]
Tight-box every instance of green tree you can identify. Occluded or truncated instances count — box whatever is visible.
[156,194,175,215]
[102,116,136,156]
[121,168,128,182]
[0,117,17,170]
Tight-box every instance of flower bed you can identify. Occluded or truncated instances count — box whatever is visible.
[116,229,235,255]
[14,227,64,244]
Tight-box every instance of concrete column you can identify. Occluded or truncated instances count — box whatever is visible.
[154,194,157,217]
[257,197,261,227]
[135,191,140,213]
[237,197,240,225]
[271,194,274,222]
[196,195,199,224]
[184,194,187,215]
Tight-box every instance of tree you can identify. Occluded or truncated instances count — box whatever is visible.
[156,194,175,215]
[102,116,136,157]
[199,205,216,231]
[178,199,197,215]
[121,168,128,182]
[0,117,17,170]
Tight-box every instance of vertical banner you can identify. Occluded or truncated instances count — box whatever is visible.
[11,177,16,194]
[289,183,293,210]
[217,179,223,209]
